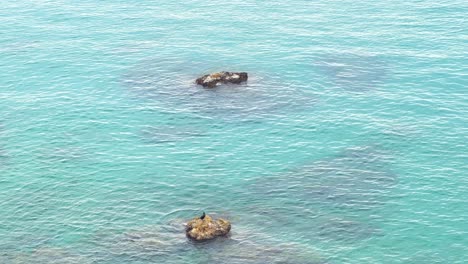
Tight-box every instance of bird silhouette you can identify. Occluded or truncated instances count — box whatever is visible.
[200,212,206,220]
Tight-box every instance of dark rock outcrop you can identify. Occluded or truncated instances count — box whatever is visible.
[185,214,231,241]
[196,72,248,88]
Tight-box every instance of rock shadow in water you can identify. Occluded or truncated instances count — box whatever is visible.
[316,53,389,91]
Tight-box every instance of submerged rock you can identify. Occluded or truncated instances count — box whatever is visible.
[251,145,396,211]
[185,214,231,241]
[95,222,324,263]
[196,72,248,88]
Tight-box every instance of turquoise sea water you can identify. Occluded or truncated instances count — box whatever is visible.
[1,1,467,263]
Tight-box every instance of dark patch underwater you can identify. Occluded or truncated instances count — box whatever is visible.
[245,145,397,243]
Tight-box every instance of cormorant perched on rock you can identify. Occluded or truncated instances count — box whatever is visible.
[186,213,231,241]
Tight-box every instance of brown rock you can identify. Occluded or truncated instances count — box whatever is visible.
[195,72,248,88]
[185,215,231,241]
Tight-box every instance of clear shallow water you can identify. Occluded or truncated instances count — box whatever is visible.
[1,0,467,263]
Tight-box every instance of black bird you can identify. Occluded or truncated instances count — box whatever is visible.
[200,212,206,220]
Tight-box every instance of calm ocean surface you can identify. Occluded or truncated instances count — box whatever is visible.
[1,1,467,263]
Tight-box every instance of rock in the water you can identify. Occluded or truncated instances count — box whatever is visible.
[196,72,248,88]
[185,214,231,241]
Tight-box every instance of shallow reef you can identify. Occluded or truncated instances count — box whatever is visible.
[251,145,397,211]
[245,145,397,243]
[93,220,325,264]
